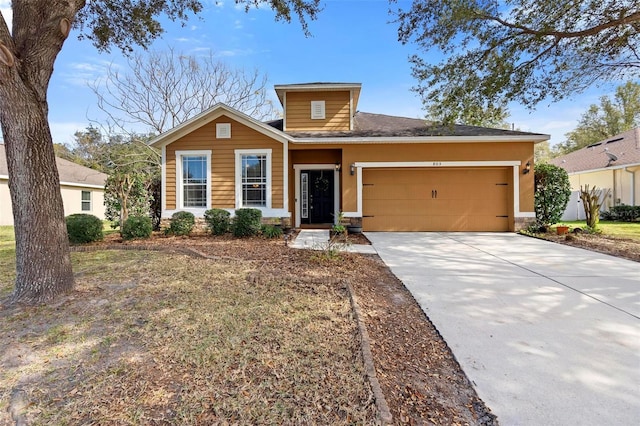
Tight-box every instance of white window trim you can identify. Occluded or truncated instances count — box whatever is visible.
[81,190,92,212]
[175,150,212,211]
[310,100,325,120]
[235,149,272,210]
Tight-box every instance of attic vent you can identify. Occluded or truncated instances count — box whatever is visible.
[587,142,602,148]
[216,123,231,139]
[310,101,325,120]
[606,137,624,144]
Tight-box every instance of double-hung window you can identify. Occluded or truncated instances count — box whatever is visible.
[176,150,211,209]
[81,191,91,211]
[235,149,271,208]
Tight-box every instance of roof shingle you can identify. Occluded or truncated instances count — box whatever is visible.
[550,128,640,173]
[0,144,107,187]
[267,112,547,139]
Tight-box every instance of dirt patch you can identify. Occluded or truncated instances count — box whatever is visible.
[531,232,640,263]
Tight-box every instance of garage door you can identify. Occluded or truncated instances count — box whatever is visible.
[363,168,511,231]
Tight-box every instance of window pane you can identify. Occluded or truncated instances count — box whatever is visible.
[242,184,266,206]
[81,191,91,211]
[184,184,206,207]
[182,155,207,208]
[241,154,266,207]
[183,156,207,184]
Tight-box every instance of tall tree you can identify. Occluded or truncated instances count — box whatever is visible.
[90,48,277,134]
[555,81,640,154]
[0,0,320,305]
[395,1,640,124]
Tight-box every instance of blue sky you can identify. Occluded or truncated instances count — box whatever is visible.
[0,0,625,147]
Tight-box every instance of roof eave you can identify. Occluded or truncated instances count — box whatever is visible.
[274,83,362,105]
[566,162,640,175]
[289,134,550,144]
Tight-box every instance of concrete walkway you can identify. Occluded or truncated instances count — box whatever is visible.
[366,232,640,426]
[289,229,377,254]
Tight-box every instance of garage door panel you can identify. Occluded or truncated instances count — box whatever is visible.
[362,168,511,232]
[363,183,432,201]
[364,199,433,216]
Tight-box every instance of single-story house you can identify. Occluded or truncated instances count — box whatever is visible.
[150,82,549,232]
[550,128,640,221]
[0,143,108,226]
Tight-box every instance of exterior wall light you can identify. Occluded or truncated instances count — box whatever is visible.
[350,163,355,176]
[523,161,531,174]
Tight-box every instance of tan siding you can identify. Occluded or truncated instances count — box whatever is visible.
[166,115,284,211]
[285,91,351,131]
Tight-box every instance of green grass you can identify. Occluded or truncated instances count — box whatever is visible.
[0,227,16,298]
[559,221,640,241]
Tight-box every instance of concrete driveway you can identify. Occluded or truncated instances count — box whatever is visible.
[366,232,640,426]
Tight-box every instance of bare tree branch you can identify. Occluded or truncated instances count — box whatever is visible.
[89,48,277,134]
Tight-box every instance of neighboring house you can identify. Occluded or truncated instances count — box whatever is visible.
[150,82,549,232]
[0,143,108,226]
[550,128,640,221]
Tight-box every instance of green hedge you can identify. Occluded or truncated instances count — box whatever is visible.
[232,208,262,237]
[204,208,231,235]
[602,205,640,222]
[66,214,103,244]
[167,211,195,236]
[121,215,153,240]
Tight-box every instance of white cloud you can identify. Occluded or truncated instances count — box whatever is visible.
[0,1,12,33]
[217,48,254,57]
[61,60,114,87]
[234,19,243,29]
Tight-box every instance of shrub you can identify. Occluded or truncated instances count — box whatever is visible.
[534,163,571,227]
[204,208,231,235]
[261,224,283,239]
[602,205,640,222]
[66,214,103,244]
[232,208,262,237]
[121,215,153,240]
[167,211,195,236]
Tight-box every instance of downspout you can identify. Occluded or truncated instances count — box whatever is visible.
[625,167,636,206]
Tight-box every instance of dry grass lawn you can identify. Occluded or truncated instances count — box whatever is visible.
[0,248,375,425]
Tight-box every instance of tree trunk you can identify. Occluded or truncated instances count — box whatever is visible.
[0,1,81,304]
[1,92,75,304]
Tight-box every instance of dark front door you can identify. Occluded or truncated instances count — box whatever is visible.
[301,169,334,224]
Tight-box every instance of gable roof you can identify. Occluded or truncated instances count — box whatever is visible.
[550,128,640,173]
[150,103,549,148]
[150,103,290,148]
[267,112,549,142]
[0,144,107,188]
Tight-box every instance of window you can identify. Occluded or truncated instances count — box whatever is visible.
[235,149,271,208]
[81,191,91,211]
[182,155,207,207]
[311,100,325,119]
[176,150,211,209]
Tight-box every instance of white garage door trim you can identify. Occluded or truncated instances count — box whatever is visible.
[342,161,535,220]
